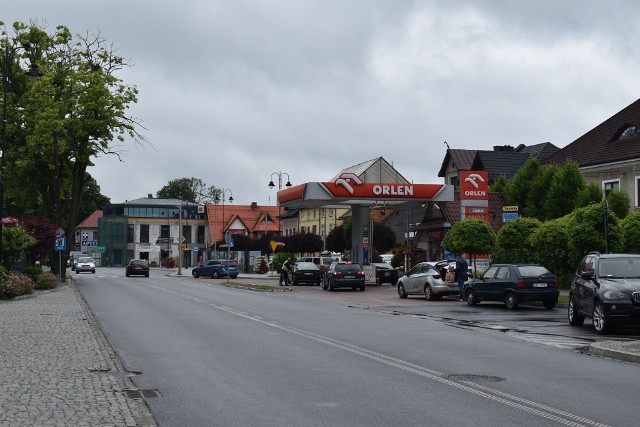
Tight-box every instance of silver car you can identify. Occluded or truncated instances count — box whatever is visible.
[397,262,460,300]
[75,256,96,274]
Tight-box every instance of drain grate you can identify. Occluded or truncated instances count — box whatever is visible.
[446,374,506,382]
[124,389,162,399]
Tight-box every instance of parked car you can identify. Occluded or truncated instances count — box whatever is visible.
[291,261,323,286]
[569,252,640,334]
[75,256,96,274]
[125,259,150,277]
[427,260,473,282]
[397,262,458,300]
[219,260,239,279]
[464,264,558,309]
[373,263,399,286]
[323,261,366,291]
[299,256,336,272]
[191,260,229,279]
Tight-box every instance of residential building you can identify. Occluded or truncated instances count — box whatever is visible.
[545,98,640,209]
[75,210,103,262]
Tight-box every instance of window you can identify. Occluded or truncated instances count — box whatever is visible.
[160,225,170,238]
[140,224,149,243]
[603,179,620,197]
[197,225,205,244]
[127,224,134,243]
[312,225,317,235]
[183,225,192,244]
[617,125,640,140]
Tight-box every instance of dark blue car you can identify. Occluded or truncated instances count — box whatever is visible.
[191,259,239,279]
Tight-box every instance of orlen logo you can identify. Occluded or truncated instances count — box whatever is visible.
[460,171,488,200]
[335,173,363,195]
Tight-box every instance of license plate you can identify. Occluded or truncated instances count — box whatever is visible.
[345,275,355,279]
[533,283,548,288]
[304,273,312,276]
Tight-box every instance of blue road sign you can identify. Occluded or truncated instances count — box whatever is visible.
[54,236,66,251]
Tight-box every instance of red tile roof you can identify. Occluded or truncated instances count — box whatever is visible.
[206,203,282,243]
[77,210,103,228]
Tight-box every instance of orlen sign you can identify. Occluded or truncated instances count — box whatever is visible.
[460,171,489,200]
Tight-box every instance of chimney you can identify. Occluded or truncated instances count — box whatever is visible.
[251,202,258,210]
[493,145,514,152]
[148,193,153,198]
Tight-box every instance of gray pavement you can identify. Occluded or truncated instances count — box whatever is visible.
[0,281,156,427]
[1,270,638,426]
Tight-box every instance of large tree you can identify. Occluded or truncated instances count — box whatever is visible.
[2,21,145,276]
[157,177,218,204]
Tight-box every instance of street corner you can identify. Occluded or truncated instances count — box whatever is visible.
[588,340,640,364]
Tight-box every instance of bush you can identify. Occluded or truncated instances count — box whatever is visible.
[35,272,58,290]
[253,256,269,274]
[162,257,177,268]
[0,272,34,299]
[23,266,43,282]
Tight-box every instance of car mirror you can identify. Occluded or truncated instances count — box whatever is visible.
[580,271,594,280]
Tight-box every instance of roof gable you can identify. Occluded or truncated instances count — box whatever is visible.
[546,98,640,167]
[77,210,103,229]
[438,149,477,177]
[330,157,409,183]
[472,151,531,181]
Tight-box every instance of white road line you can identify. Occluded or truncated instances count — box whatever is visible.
[146,284,610,427]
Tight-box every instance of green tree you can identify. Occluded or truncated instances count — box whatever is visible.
[621,209,640,252]
[442,218,496,272]
[2,225,37,269]
[326,224,347,253]
[523,164,558,220]
[575,182,603,209]
[530,219,569,276]
[607,189,631,220]
[495,217,542,264]
[567,202,620,256]
[157,177,217,204]
[505,158,541,213]
[545,161,585,219]
[489,175,509,193]
[2,21,146,279]
[372,222,396,254]
[76,174,110,224]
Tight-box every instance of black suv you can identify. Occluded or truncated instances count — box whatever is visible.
[570,252,640,334]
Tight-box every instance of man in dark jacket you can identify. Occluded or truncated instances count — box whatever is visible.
[455,254,469,301]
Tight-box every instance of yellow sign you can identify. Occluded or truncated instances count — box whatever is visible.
[503,206,519,212]
[270,240,278,252]
[181,244,187,251]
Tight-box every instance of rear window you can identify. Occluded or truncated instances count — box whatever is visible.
[130,260,148,266]
[517,265,551,277]
[222,261,238,268]
[335,263,362,271]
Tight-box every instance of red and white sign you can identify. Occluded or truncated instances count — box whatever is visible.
[460,171,489,200]
[464,207,488,221]
[322,174,445,199]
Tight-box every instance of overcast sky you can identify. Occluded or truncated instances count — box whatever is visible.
[3,1,640,206]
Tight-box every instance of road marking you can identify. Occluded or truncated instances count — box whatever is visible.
[146,284,610,427]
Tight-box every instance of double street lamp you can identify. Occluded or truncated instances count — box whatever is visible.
[213,189,233,257]
[267,172,291,235]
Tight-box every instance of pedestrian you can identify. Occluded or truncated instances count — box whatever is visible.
[455,253,469,301]
[280,258,293,286]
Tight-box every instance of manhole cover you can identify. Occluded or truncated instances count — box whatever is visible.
[446,374,506,382]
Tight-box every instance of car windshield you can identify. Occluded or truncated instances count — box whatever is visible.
[335,263,361,271]
[131,260,147,266]
[78,257,93,263]
[598,258,640,278]
[517,265,552,277]
[296,262,318,270]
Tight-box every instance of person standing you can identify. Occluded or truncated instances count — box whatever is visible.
[280,258,293,286]
[455,253,469,301]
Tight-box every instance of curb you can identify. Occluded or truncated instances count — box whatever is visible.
[588,341,640,364]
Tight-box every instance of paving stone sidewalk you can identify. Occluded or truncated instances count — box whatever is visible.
[0,282,156,427]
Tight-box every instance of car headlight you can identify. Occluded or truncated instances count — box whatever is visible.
[603,290,629,301]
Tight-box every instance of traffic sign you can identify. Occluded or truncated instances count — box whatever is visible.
[54,236,66,251]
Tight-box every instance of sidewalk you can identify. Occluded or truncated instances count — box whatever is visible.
[0,281,156,427]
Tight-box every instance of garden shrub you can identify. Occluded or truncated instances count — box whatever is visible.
[162,257,177,268]
[0,272,34,299]
[23,266,43,282]
[35,272,58,290]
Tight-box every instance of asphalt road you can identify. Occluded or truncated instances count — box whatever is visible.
[76,268,638,426]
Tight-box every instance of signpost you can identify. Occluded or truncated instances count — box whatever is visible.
[54,233,66,282]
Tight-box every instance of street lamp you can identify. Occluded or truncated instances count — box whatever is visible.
[268,171,292,191]
[1,43,40,264]
[213,189,233,258]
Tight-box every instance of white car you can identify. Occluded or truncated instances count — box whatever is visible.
[75,256,96,274]
[397,262,460,300]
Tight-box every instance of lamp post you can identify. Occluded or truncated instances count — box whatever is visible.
[1,43,40,265]
[268,172,291,235]
[177,201,183,276]
[214,189,233,258]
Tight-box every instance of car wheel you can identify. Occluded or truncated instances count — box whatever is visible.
[568,296,585,326]
[145,273,149,277]
[76,270,80,274]
[328,280,334,291]
[592,302,610,334]
[465,289,478,305]
[504,292,518,310]
[126,273,130,277]
[322,279,328,290]
[231,275,238,279]
[92,270,95,274]
[543,300,556,309]
[424,285,435,301]
[192,270,199,278]
[397,283,408,299]
[360,285,365,292]
[212,270,220,279]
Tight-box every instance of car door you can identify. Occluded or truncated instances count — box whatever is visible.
[474,266,498,300]
[403,264,425,294]
[573,255,596,315]
[491,265,513,300]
